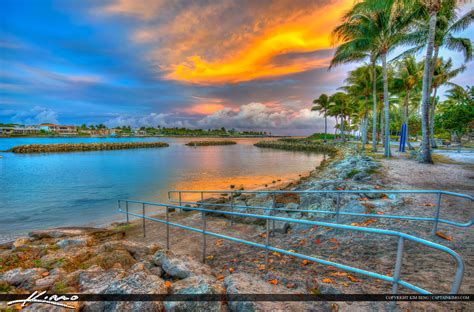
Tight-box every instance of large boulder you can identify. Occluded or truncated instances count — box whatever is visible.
[56,236,91,249]
[0,268,47,289]
[81,268,167,311]
[152,250,212,279]
[164,275,225,311]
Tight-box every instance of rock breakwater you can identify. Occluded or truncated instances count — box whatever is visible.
[254,139,338,154]
[10,142,169,153]
[185,141,237,146]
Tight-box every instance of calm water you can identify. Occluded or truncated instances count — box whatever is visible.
[0,137,325,241]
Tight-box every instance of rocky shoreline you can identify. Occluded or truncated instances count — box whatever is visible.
[1,146,469,311]
[9,142,169,153]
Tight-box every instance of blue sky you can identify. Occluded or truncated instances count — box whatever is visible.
[1,0,473,135]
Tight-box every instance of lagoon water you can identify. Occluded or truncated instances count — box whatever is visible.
[0,137,325,241]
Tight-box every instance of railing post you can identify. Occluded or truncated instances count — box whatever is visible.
[265,218,270,272]
[201,192,204,202]
[202,211,207,263]
[142,203,146,237]
[271,193,276,237]
[125,201,129,224]
[432,192,442,236]
[166,206,170,250]
[179,192,182,214]
[392,237,404,294]
[230,192,234,227]
[335,193,341,224]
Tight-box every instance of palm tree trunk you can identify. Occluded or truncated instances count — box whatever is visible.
[371,61,377,152]
[430,87,438,148]
[404,91,414,150]
[341,116,346,142]
[324,111,327,143]
[362,96,369,151]
[381,53,391,157]
[418,7,437,164]
[428,46,439,97]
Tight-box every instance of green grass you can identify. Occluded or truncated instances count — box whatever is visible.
[347,169,361,178]
[53,281,66,293]
[113,223,138,232]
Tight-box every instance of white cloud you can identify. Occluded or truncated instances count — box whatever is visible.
[9,106,58,124]
[104,112,192,128]
[197,102,328,131]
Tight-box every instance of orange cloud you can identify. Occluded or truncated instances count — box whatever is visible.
[181,103,226,115]
[101,0,354,84]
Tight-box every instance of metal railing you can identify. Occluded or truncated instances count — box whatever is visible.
[117,199,464,295]
[168,189,474,235]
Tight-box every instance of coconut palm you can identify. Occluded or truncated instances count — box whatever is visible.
[331,13,380,151]
[392,55,423,149]
[311,94,331,143]
[429,58,466,147]
[328,92,352,142]
[341,65,376,150]
[332,0,421,157]
[402,1,472,88]
[417,0,442,163]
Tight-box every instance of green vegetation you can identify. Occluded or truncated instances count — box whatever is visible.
[121,126,267,137]
[254,139,338,154]
[347,169,361,178]
[318,0,473,163]
[185,140,237,146]
[113,223,138,233]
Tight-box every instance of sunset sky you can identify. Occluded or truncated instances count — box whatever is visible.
[1,0,473,135]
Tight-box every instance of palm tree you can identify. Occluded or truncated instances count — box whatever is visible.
[404,1,472,91]
[311,94,331,143]
[429,57,466,147]
[328,92,351,142]
[417,0,441,163]
[341,65,374,150]
[332,0,420,157]
[330,8,379,152]
[392,55,423,150]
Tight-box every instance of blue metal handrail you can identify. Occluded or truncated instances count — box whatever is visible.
[117,199,465,295]
[168,189,474,234]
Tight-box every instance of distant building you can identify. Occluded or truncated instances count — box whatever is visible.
[39,123,77,135]
[79,128,110,136]
[133,129,146,136]
[0,125,40,135]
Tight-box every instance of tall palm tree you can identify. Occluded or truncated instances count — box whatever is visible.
[417,0,442,163]
[311,94,331,143]
[402,1,472,159]
[330,9,379,152]
[392,55,423,150]
[429,58,466,147]
[404,2,472,90]
[328,92,351,142]
[332,0,420,157]
[341,65,374,150]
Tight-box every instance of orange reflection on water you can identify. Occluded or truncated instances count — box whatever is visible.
[171,173,307,202]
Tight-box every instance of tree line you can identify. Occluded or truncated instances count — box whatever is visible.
[311,0,473,163]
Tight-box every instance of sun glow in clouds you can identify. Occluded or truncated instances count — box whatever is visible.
[101,0,353,84]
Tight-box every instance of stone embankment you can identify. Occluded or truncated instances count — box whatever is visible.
[10,142,169,153]
[197,149,402,233]
[185,141,237,146]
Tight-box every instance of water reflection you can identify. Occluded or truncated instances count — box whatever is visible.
[0,137,324,238]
